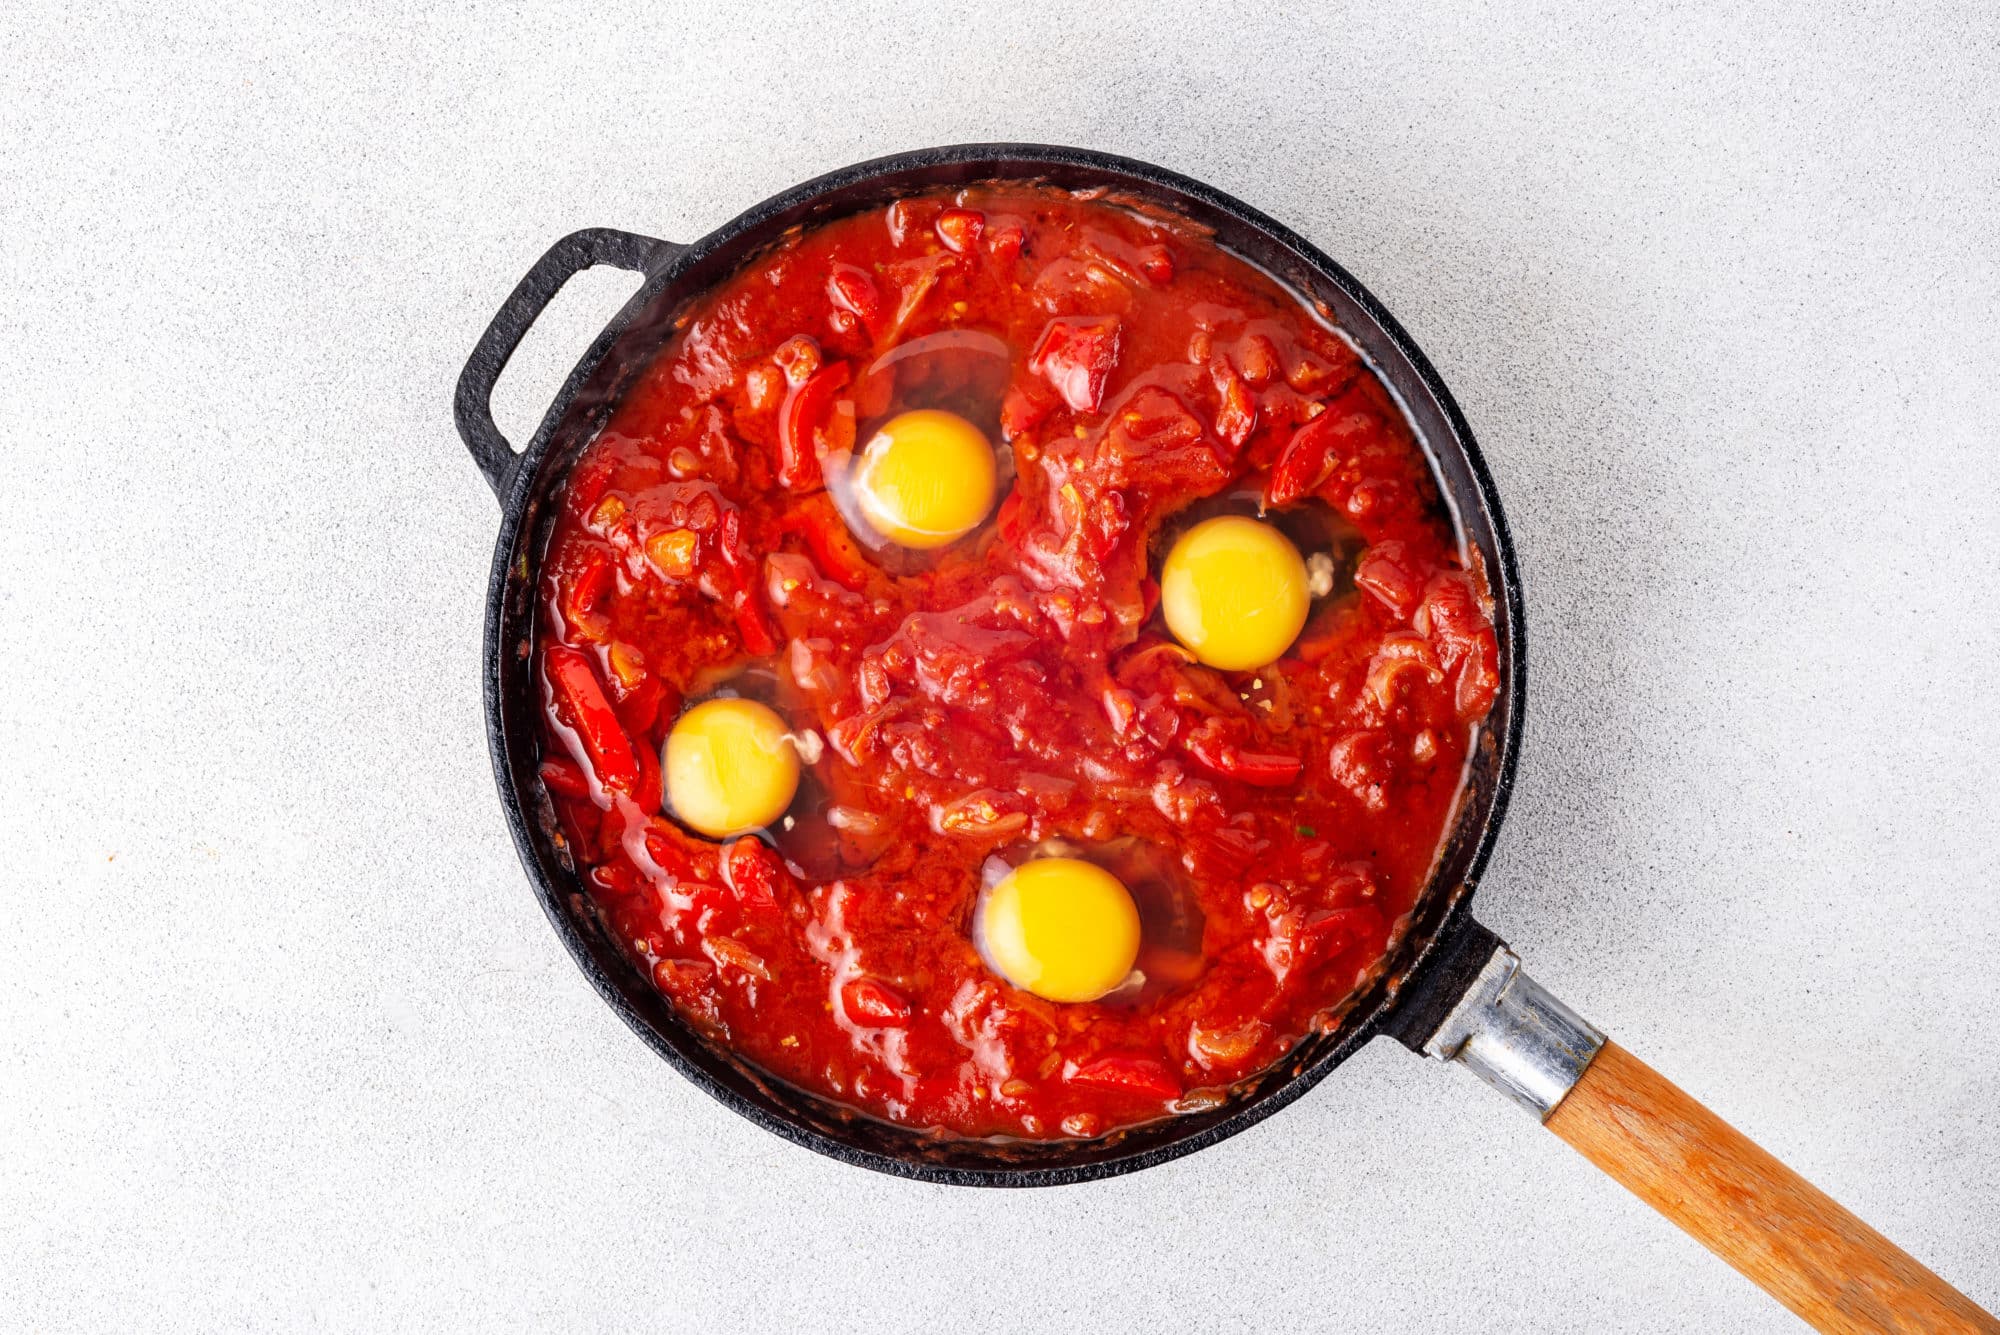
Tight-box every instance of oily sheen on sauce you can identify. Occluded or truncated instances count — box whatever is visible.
[536,185,1500,1140]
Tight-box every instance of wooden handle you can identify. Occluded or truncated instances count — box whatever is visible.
[1546,1042,1996,1333]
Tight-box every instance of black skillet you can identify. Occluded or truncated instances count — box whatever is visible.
[454,145,1993,1332]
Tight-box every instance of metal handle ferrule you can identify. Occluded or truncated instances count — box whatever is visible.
[1422,946,1606,1119]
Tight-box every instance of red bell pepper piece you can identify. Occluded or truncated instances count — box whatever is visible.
[537,756,591,800]
[1219,749,1303,786]
[1029,315,1122,413]
[993,488,1027,545]
[713,506,752,579]
[1183,721,1304,787]
[777,361,853,491]
[563,451,618,518]
[784,495,876,592]
[731,589,777,656]
[545,645,640,794]
[1066,1055,1181,1101]
[566,552,615,621]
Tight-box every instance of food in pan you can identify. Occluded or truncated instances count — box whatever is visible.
[535,185,1499,1139]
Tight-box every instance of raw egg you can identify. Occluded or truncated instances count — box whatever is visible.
[663,697,801,838]
[849,408,997,549]
[976,857,1141,1004]
[1159,514,1310,671]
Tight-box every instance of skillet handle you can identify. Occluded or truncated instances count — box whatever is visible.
[1425,947,1997,1332]
[455,228,682,500]
[1550,1041,1996,1333]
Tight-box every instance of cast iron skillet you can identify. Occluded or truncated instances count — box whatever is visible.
[458,143,1520,1183]
[456,146,1993,1330]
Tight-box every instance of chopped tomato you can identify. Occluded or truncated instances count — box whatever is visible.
[1183,719,1305,787]
[935,208,984,253]
[1211,359,1257,451]
[986,224,1025,264]
[1355,540,1427,617]
[723,837,791,911]
[1416,573,1501,720]
[1000,380,1054,439]
[653,958,720,1027]
[841,977,912,1026]
[1029,315,1121,413]
[1364,632,1446,710]
[826,265,884,335]
[1327,730,1390,812]
[777,361,853,491]
[1296,906,1387,961]
[1237,333,1280,386]
[1266,403,1377,507]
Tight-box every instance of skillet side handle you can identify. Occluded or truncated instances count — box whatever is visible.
[1547,1042,1997,1334]
[1426,947,1996,1334]
[455,228,681,500]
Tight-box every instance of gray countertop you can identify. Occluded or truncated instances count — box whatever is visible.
[3,2,1995,1330]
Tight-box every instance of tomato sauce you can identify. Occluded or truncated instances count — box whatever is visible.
[535,185,1500,1139]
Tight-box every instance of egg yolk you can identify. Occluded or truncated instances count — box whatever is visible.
[978,858,1141,1004]
[663,698,801,838]
[850,409,997,549]
[1159,515,1311,671]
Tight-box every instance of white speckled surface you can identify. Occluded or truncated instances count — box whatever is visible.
[3,2,1996,1330]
